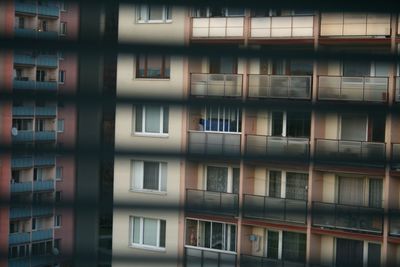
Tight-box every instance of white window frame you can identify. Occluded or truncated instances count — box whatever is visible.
[54,215,62,228]
[266,170,309,199]
[204,165,239,193]
[56,166,63,181]
[202,106,241,133]
[130,160,167,193]
[264,230,283,259]
[136,5,172,23]
[57,119,64,133]
[134,105,168,136]
[130,216,166,251]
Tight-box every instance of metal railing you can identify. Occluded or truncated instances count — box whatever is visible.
[392,143,400,170]
[191,17,245,38]
[315,139,386,164]
[241,254,306,267]
[188,131,241,156]
[190,73,243,97]
[389,210,400,237]
[250,15,314,38]
[185,247,237,267]
[248,74,311,99]
[243,194,307,224]
[318,76,388,102]
[312,201,384,234]
[13,80,58,90]
[186,189,239,216]
[246,135,310,159]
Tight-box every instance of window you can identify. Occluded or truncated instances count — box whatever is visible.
[185,219,236,252]
[199,106,241,133]
[55,191,62,203]
[12,119,33,131]
[38,20,48,32]
[267,170,308,200]
[36,69,46,82]
[56,167,63,181]
[337,176,383,208]
[268,170,281,198]
[35,119,45,132]
[134,105,169,134]
[31,241,52,256]
[270,111,311,138]
[60,1,67,11]
[33,168,44,181]
[8,244,29,259]
[57,119,64,132]
[10,222,19,234]
[54,215,62,228]
[15,16,25,29]
[32,218,37,230]
[264,230,306,263]
[137,5,172,23]
[336,238,363,267]
[205,166,239,194]
[60,22,67,35]
[59,70,66,83]
[131,216,166,249]
[136,54,170,79]
[192,7,244,17]
[131,161,167,192]
[209,57,237,74]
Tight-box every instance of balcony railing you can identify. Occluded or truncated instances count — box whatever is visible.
[35,131,56,142]
[14,54,36,65]
[188,131,241,156]
[248,74,311,99]
[315,139,386,164]
[11,156,34,169]
[33,180,55,192]
[320,13,391,37]
[190,73,243,97]
[37,30,59,39]
[36,81,58,90]
[312,202,384,234]
[37,5,60,17]
[243,194,307,224]
[10,207,31,220]
[250,16,314,38]
[389,210,400,237]
[13,79,36,90]
[12,131,34,143]
[34,156,56,166]
[31,229,53,242]
[318,76,388,102]
[392,144,400,170]
[241,254,306,267]
[185,248,237,267]
[9,232,31,245]
[246,135,310,159]
[191,17,244,39]
[13,106,35,117]
[36,55,58,67]
[11,182,33,193]
[186,189,239,216]
[35,106,57,116]
[15,2,37,14]
[32,206,54,217]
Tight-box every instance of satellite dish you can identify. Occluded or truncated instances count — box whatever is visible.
[11,128,18,136]
[52,248,59,255]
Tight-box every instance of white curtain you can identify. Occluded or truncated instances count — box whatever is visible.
[338,177,364,206]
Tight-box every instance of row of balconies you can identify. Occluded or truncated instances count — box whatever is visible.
[185,189,400,236]
[9,229,53,246]
[13,79,58,90]
[11,156,56,169]
[14,28,59,39]
[13,106,57,117]
[11,180,55,193]
[14,54,58,68]
[191,13,393,40]
[190,74,396,103]
[9,255,56,267]
[15,1,60,18]
[12,131,56,143]
[10,206,53,220]
[187,132,397,166]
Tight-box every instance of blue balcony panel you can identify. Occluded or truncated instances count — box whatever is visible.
[14,28,37,39]
[32,206,53,217]
[15,2,37,14]
[36,55,58,67]
[31,229,53,242]
[10,207,31,220]
[13,80,36,90]
[9,232,30,245]
[33,180,55,192]
[36,81,58,90]
[12,131,34,143]
[35,106,57,116]
[38,5,60,17]
[13,106,35,117]
[34,156,56,166]
[11,156,34,169]
[35,131,56,142]
[11,182,33,193]
[14,54,35,65]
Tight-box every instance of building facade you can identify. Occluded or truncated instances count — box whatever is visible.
[113,5,400,267]
[0,1,79,266]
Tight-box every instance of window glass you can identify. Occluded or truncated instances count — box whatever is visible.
[271,111,284,136]
[136,55,170,78]
[286,112,311,138]
[269,171,282,198]
[143,218,158,246]
[369,179,383,208]
[286,172,308,200]
[267,230,279,259]
[343,61,370,77]
[148,5,163,20]
[282,232,306,262]
[206,166,228,192]
[135,105,168,134]
[145,105,161,133]
[143,162,159,190]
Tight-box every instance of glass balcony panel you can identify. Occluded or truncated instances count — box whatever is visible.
[11,182,33,193]
[9,232,30,245]
[31,229,53,242]
[243,194,265,218]
[264,196,285,221]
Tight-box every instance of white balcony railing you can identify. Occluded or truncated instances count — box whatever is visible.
[250,16,314,38]
[190,73,243,97]
[191,17,245,38]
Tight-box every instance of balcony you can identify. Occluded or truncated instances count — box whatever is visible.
[243,194,307,224]
[190,73,243,98]
[14,28,37,38]
[250,16,314,38]
[9,232,30,245]
[11,182,33,193]
[13,79,36,90]
[34,156,56,166]
[185,248,237,267]
[241,254,306,267]
[389,210,400,237]
[188,131,241,156]
[15,2,36,15]
[392,144,400,170]
[36,81,58,90]
[35,131,56,142]
[320,13,391,37]
[33,180,55,192]
[32,206,53,217]
[315,139,386,165]
[36,55,58,68]
[10,207,31,220]
[186,189,239,216]
[246,135,310,160]
[32,229,53,242]
[37,30,59,39]
[11,156,34,169]
[312,202,383,234]
[37,5,60,17]
[14,54,36,65]
[12,131,34,143]
[35,106,57,117]
[318,76,388,103]
[248,75,311,100]
[191,17,244,39]
[13,106,35,117]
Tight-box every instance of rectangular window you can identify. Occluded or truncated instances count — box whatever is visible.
[57,119,64,132]
[134,105,169,134]
[54,215,62,228]
[131,161,167,192]
[60,22,67,35]
[56,167,63,181]
[137,5,172,23]
[282,232,306,263]
[266,230,279,259]
[136,54,170,79]
[200,106,241,133]
[285,172,308,201]
[12,119,33,131]
[60,1,67,11]
[369,179,383,208]
[270,111,311,138]
[36,69,46,82]
[336,238,363,267]
[268,171,282,198]
[59,70,66,83]
[131,216,166,249]
[185,219,236,252]
[55,191,62,203]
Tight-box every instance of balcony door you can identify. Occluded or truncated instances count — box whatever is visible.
[337,176,382,208]
[206,166,239,194]
[340,114,367,141]
[270,111,311,138]
[336,238,363,267]
[263,230,306,264]
[267,170,308,200]
[342,61,389,77]
[209,57,237,74]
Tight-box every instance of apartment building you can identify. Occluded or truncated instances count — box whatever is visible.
[0,1,79,266]
[112,5,400,267]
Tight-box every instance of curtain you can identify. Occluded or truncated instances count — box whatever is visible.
[143,162,159,190]
[268,171,282,198]
[286,173,308,200]
[336,238,363,267]
[338,177,364,206]
[206,166,228,192]
[369,179,383,208]
[340,114,367,141]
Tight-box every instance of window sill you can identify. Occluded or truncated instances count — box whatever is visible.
[129,244,166,252]
[136,20,173,24]
[132,133,169,138]
[129,189,167,195]
[134,78,171,81]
